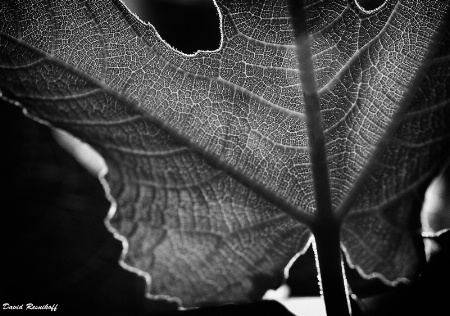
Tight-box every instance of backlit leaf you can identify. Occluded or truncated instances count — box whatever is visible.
[0,0,449,307]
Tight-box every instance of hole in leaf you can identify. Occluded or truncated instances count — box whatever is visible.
[355,0,387,13]
[121,0,221,54]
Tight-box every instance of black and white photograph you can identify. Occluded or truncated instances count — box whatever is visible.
[1,0,449,315]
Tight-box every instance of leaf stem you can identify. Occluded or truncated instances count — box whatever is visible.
[288,1,351,315]
[312,223,351,316]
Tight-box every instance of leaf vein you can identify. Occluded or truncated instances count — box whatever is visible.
[318,1,400,96]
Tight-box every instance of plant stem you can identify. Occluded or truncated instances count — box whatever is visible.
[287,1,352,314]
[312,223,351,316]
